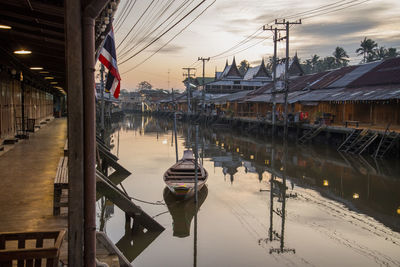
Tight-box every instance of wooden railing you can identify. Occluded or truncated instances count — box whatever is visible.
[0,230,65,267]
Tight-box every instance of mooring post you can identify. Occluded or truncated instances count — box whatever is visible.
[174,112,178,163]
[194,125,199,203]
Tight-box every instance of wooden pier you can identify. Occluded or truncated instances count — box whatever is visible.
[0,118,68,263]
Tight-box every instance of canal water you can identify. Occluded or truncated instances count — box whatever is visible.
[97,115,400,267]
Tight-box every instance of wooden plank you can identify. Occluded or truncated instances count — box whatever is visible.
[96,171,164,232]
[98,148,130,175]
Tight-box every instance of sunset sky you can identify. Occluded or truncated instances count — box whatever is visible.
[112,0,400,91]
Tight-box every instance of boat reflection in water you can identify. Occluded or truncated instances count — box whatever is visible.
[163,185,208,238]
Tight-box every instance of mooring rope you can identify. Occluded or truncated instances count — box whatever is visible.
[119,182,165,206]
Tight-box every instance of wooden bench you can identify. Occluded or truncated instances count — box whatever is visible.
[345,120,359,128]
[0,230,65,267]
[53,157,68,216]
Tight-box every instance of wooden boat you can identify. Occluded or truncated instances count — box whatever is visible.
[163,150,208,199]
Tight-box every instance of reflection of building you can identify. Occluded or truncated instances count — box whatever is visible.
[190,121,400,231]
[212,154,242,184]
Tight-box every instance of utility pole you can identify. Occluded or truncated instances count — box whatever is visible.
[198,57,210,114]
[182,67,196,114]
[263,25,285,133]
[274,19,301,139]
[167,69,170,90]
[100,64,105,137]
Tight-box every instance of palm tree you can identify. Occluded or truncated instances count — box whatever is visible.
[356,37,378,63]
[374,46,387,60]
[386,48,399,58]
[310,54,320,72]
[237,60,250,76]
[332,46,349,67]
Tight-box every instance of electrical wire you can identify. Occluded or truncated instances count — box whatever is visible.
[118,0,195,60]
[118,0,166,54]
[119,0,207,66]
[121,0,216,74]
[126,0,195,55]
[117,0,156,50]
[204,0,371,60]
[114,0,137,33]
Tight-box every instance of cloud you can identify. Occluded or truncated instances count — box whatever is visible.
[149,44,185,54]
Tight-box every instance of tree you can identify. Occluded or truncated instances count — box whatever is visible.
[323,56,336,70]
[137,81,152,91]
[386,47,399,58]
[310,54,320,72]
[374,46,387,60]
[237,60,250,75]
[356,37,378,63]
[332,46,349,67]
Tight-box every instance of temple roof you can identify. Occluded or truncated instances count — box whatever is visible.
[243,58,271,80]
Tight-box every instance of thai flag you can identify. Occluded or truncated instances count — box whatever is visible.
[98,28,121,99]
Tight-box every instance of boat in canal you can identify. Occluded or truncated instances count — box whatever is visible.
[163,150,208,199]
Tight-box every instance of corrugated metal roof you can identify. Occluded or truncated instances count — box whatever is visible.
[211,90,251,104]
[348,57,400,87]
[289,71,329,92]
[328,61,382,88]
[246,90,307,104]
[310,66,357,89]
[290,84,400,102]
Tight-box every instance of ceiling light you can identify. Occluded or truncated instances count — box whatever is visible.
[44,76,54,80]
[30,67,43,70]
[0,25,12,30]
[50,82,58,84]
[39,71,49,74]
[14,50,32,55]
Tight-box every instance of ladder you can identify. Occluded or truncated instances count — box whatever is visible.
[346,129,379,154]
[298,125,326,145]
[374,131,399,158]
[337,129,362,152]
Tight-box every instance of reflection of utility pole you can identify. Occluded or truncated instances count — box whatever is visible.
[198,57,210,113]
[182,67,196,114]
[274,19,301,139]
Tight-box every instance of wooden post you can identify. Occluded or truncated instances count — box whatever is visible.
[174,113,178,163]
[65,0,84,265]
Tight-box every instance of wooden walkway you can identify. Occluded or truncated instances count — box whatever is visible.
[0,118,68,262]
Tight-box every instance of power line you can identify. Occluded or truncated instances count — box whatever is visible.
[116,0,156,50]
[118,0,172,55]
[118,0,195,60]
[301,0,371,20]
[121,0,216,74]
[205,0,370,60]
[119,0,207,66]
[114,0,137,33]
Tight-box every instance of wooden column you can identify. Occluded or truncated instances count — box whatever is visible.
[65,0,85,266]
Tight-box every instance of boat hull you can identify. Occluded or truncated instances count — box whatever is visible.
[164,150,208,199]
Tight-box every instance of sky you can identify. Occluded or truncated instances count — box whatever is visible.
[111,0,400,91]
